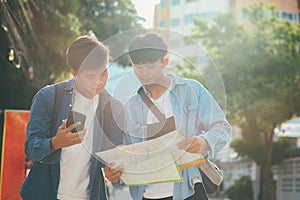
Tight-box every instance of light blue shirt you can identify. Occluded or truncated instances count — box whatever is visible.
[123,75,232,200]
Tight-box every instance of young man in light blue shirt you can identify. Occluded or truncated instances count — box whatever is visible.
[105,32,231,200]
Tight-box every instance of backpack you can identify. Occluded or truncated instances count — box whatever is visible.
[20,82,67,200]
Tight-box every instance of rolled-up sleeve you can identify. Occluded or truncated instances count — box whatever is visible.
[196,85,232,153]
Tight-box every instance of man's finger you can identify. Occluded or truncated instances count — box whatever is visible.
[77,129,86,140]
[108,167,123,183]
[106,162,116,169]
[66,121,81,132]
[176,138,192,149]
[58,119,67,130]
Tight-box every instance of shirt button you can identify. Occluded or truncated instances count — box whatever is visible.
[69,91,73,94]
[69,104,72,107]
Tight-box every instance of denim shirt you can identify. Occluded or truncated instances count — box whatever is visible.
[22,78,124,200]
[123,75,231,200]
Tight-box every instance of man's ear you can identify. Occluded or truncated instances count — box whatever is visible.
[71,68,77,77]
[163,58,169,66]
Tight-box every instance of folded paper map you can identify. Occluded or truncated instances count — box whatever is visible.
[95,130,205,185]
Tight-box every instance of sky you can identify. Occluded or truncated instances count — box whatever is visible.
[131,0,160,27]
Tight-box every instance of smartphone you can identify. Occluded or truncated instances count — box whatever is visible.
[66,110,86,133]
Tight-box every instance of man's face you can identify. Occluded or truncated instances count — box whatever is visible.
[132,59,165,86]
[72,65,108,99]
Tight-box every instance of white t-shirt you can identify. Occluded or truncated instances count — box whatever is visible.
[143,79,200,199]
[143,88,175,199]
[57,90,99,200]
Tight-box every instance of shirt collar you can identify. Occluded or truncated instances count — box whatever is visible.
[65,78,75,91]
[141,73,186,97]
[166,73,187,86]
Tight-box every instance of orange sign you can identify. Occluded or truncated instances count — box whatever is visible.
[0,110,30,200]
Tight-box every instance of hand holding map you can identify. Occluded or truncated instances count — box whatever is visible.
[95,130,205,185]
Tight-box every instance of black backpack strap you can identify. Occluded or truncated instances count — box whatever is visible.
[102,99,112,135]
[97,99,123,150]
[137,87,165,121]
[50,82,67,134]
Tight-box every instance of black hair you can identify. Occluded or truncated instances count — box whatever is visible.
[128,33,168,64]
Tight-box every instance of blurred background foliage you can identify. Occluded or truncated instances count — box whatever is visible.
[187,4,300,199]
[225,175,253,200]
[0,0,143,109]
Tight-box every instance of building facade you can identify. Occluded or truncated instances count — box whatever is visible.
[153,0,299,65]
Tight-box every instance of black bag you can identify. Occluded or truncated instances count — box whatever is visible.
[199,168,219,194]
[198,161,223,194]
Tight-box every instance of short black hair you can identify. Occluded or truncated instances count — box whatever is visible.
[128,33,168,64]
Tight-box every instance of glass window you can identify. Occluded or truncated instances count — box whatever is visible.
[171,18,180,27]
[186,0,197,3]
[184,14,197,24]
[159,21,166,27]
[160,0,167,8]
[172,0,180,6]
[281,12,298,22]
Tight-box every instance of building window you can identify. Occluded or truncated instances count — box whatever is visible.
[199,13,209,19]
[184,14,198,24]
[172,0,180,6]
[186,0,197,3]
[160,0,167,8]
[171,18,180,27]
[282,12,292,20]
[159,21,166,28]
[281,11,298,22]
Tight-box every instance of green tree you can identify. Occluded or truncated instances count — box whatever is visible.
[76,0,144,41]
[190,3,300,200]
[76,0,144,66]
[0,0,142,110]
[0,0,81,109]
[225,175,253,200]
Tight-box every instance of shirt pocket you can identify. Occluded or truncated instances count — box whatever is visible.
[181,104,198,137]
[183,104,197,114]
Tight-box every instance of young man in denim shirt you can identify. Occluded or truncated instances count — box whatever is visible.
[21,35,124,200]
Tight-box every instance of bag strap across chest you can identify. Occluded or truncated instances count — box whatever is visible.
[138,87,176,140]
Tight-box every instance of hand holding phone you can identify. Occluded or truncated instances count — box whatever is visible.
[66,110,86,133]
